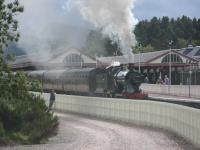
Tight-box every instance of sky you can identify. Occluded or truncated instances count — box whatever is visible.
[134,0,200,20]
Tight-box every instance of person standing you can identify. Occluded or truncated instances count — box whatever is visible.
[49,90,56,111]
[144,76,149,84]
[156,76,163,84]
[164,75,170,85]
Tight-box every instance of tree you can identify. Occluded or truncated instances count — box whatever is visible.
[134,20,149,47]
[0,0,24,69]
[148,17,161,49]
[0,0,58,145]
[85,30,122,57]
[133,44,154,54]
[134,16,200,51]
[176,38,188,48]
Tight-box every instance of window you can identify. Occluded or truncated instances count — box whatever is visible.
[64,54,83,66]
[162,54,183,63]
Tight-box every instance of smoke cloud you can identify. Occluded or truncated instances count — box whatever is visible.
[16,0,138,62]
[75,0,138,54]
[17,0,93,60]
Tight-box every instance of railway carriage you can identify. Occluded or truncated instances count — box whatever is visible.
[28,65,148,99]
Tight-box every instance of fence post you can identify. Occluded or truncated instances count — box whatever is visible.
[189,71,192,97]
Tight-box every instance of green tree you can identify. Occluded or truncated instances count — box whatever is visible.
[176,38,188,48]
[0,0,24,70]
[148,17,161,49]
[134,16,200,51]
[134,20,149,47]
[85,30,122,57]
[193,40,200,46]
[0,0,58,145]
[133,44,154,54]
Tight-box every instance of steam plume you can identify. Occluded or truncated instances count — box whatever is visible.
[16,0,138,64]
[17,0,93,61]
[75,0,138,54]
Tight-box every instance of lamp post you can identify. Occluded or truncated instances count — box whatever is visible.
[114,50,118,61]
[189,70,192,97]
[138,44,142,73]
[169,40,173,85]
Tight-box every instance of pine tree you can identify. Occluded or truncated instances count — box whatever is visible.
[134,16,200,52]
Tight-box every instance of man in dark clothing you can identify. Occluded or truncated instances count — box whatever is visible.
[49,90,56,110]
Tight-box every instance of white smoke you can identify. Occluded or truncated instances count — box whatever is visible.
[17,0,93,61]
[75,0,138,55]
[16,0,138,64]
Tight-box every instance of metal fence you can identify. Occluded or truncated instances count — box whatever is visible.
[180,70,200,85]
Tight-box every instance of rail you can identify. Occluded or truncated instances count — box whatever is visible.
[37,93,200,148]
[141,84,200,98]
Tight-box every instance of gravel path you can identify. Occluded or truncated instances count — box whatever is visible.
[1,112,198,150]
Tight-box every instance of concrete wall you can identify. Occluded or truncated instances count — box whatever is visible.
[39,93,200,147]
[141,84,200,98]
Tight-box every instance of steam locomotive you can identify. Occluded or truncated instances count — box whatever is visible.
[28,65,148,99]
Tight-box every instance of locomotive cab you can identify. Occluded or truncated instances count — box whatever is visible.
[107,65,148,99]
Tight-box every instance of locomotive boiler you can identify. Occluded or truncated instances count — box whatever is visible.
[28,65,147,99]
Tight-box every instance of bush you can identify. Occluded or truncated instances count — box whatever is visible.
[0,72,58,145]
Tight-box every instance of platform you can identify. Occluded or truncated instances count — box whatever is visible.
[149,93,200,102]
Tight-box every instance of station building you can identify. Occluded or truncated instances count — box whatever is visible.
[10,48,103,71]
[98,47,200,85]
[10,46,200,85]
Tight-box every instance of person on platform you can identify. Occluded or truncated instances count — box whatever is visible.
[49,90,56,111]
[164,75,170,85]
[144,76,149,84]
[156,76,163,84]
